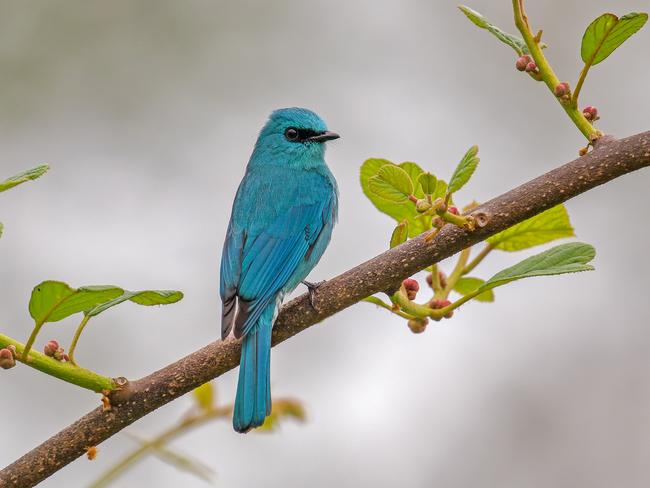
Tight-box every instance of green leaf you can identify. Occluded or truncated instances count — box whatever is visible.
[124,432,215,483]
[0,222,3,239]
[434,179,449,201]
[459,5,537,55]
[152,445,215,483]
[257,399,306,432]
[192,382,215,412]
[454,277,494,302]
[487,204,574,252]
[479,242,595,292]
[417,173,438,195]
[368,165,414,203]
[448,145,479,194]
[0,164,49,193]
[581,12,648,66]
[389,220,409,248]
[399,162,425,197]
[85,289,184,317]
[29,281,124,324]
[360,159,429,237]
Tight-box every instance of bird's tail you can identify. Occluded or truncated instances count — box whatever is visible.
[233,318,272,433]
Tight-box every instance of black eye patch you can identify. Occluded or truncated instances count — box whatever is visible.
[284,127,320,142]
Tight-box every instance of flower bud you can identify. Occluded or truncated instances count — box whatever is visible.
[583,106,598,121]
[407,318,428,334]
[402,278,419,300]
[554,82,570,97]
[0,348,16,369]
[525,61,537,72]
[447,206,459,215]
[515,55,532,71]
[43,340,59,357]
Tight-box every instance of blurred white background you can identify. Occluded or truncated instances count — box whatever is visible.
[1,1,650,486]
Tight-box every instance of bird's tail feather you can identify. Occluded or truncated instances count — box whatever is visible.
[233,316,272,433]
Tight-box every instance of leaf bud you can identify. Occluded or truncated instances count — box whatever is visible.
[415,199,432,213]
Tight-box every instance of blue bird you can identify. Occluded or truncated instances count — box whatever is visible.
[220,108,339,433]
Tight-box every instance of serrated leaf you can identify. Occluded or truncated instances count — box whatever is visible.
[29,281,124,324]
[417,173,438,195]
[192,382,215,412]
[459,5,540,55]
[454,277,494,302]
[448,145,479,194]
[360,159,429,237]
[390,220,409,248]
[86,289,184,317]
[368,165,414,203]
[0,164,49,193]
[479,242,595,292]
[581,12,647,66]
[487,205,574,252]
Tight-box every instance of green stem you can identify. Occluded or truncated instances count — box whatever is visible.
[572,63,590,107]
[391,291,441,319]
[89,406,231,488]
[462,244,493,276]
[21,320,44,362]
[68,315,91,366]
[363,296,414,320]
[430,264,442,291]
[444,248,471,295]
[512,0,599,141]
[0,333,115,392]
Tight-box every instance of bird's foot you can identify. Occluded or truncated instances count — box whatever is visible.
[302,280,325,311]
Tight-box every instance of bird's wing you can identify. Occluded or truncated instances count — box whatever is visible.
[220,219,244,338]
[232,197,332,338]
[220,168,336,339]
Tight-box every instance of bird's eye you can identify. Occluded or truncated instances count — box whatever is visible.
[284,128,299,141]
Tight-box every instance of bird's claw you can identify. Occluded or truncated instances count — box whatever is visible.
[302,280,324,311]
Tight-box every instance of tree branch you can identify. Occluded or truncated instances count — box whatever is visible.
[2,131,650,487]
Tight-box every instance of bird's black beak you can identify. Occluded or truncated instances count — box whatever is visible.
[307,131,340,142]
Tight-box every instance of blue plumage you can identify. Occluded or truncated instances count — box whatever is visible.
[220,108,339,432]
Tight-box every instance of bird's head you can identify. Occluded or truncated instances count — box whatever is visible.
[251,107,339,168]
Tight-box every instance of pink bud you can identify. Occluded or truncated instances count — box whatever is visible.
[0,348,16,369]
[554,82,570,97]
[447,206,459,215]
[43,340,59,357]
[525,61,537,72]
[515,55,532,71]
[402,278,419,300]
[583,106,598,121]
